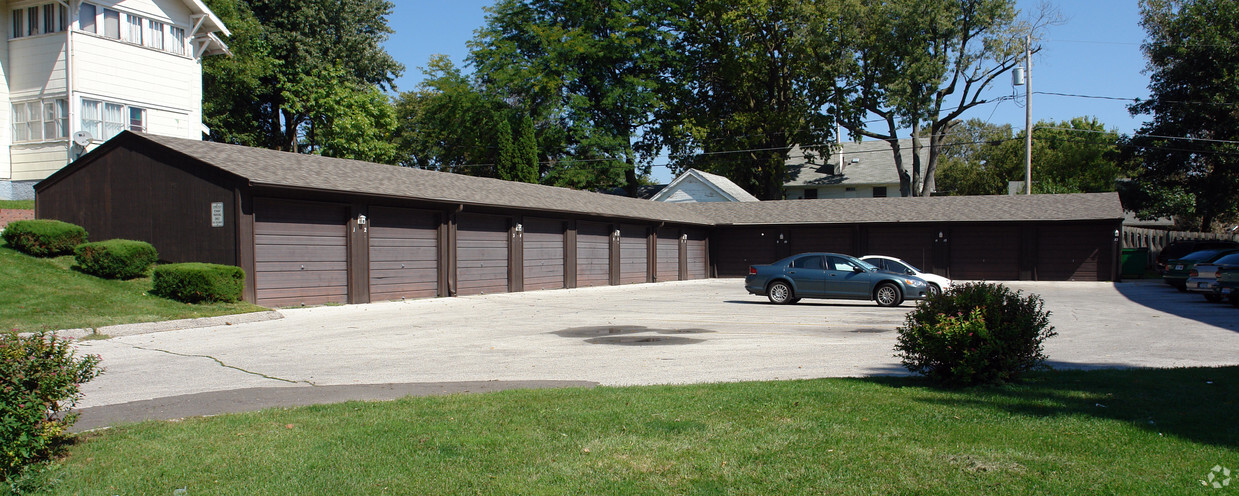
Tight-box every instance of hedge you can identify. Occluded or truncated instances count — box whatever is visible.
[74,239,159,279]
[152,263,245,303]
[1,219,87,257]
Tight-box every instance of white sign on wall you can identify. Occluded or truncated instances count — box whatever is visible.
[211,202,224,228]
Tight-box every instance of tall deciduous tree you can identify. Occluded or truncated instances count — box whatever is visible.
[202,0,403,159]
[1127,0,1239,231]
[657,0,844,200]
[833,0,1054,197]
[516,115,540,183]
[496,119,519,181]
[468,0,676,194]
[393,56,507,175]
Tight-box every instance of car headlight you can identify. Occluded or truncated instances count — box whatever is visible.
[905,279,925,286]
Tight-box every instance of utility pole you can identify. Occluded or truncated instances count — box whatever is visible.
[1023,34,1032,195]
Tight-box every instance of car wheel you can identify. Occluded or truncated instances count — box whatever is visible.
[767,281,795,304]
[874,283,903,307]
[1205,293,1223,303]
[926,283,941,297]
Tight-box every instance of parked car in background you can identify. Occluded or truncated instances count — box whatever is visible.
[1186,252,1239,303]
[1218,266,1239,308]
[745,253,928,306]
[860,255,953,296]
[1157,239,1239,273]
[1163,249,1239,291]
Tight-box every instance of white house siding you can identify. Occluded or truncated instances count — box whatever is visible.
[0,16,10,181]
[90,0,190,22]
[73,36,197,121]
[10,142,67,180]
[7,34,66,98]
[662,177,730,203]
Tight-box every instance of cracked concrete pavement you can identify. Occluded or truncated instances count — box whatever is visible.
[71,278,1239,430]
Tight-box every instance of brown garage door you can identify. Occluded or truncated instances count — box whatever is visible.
[867,225,936,271]
[369,206,439,301]
[523,217,565,291]
[789,226,853,255]
[686,229,708,279]
[1038,225,1104,281]
[619,224,648,284]
[577,221,610,287]
[951,225,1020,280]
[253,198,349,307]
[656,227,679,282]
[714,228,777,277]
[457,214,509,295]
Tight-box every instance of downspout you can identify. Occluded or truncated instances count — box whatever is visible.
[63,0,75,161]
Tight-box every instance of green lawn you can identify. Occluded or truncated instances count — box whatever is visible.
[0,243,266,332]
[35,367,1239,495]
[0,199,34,209]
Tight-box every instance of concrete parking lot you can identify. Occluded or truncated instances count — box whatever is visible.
[72,278,1239,430]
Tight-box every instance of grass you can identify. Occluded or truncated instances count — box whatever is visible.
[0,199,33,209]
[0,243,267,332]
[33,366,1239,495]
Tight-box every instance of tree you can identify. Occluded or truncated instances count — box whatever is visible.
[516,115,540,183]
[468,0,676,194]
[1127,0,1239,231]
[202,0,403,158]
[936,117,1125,196]
[656,0,842,200]
[392,56,507,175]
[833,0,1056,197]
[496,118,518,181]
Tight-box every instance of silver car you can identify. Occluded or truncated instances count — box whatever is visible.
[1186,252,1239,303]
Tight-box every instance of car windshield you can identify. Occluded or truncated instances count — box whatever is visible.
[856,259,878,271]
[1181,249,1226,261]
[1214,253,1239,265]
[891,259,921,273]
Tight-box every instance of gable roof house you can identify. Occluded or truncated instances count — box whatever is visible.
[649,168,760,203]
[0,0,229,199]
[784,140,926,199]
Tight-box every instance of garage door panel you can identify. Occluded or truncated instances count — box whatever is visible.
[254,199,350,307]
[370,260,437,271]
[577,222,611,287]
[368,207,440,301]
[789,227,853,255]
[619,224,648,284]
[686,230,707,279]
[656,229,679,281]
[951,226,1019,280]
[523,218,565,291]
[1038,225,1103,281]
[867,226,935,270]
[457,214,509,295]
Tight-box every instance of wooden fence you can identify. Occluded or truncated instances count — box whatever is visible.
[1122,226,1239,266]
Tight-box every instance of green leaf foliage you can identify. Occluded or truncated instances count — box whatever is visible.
[1,220,87,257]
[895,283,1056,386]
[496,118,518,181]
[1127,0,1239,231]
[152,263,246,304]
[0,331,101,486]
[73,240,159,280]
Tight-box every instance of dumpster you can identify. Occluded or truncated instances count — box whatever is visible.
[1121,247,1149,278]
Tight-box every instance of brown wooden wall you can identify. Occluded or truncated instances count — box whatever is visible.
[35,146,241,265]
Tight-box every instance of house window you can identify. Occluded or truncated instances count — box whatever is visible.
[13,104,29,142]
[803,188,818,199]
[42,4,55,34]
[170,26,185,55]
[27,7,38,36]
[43,99,68,139]
[11,9,22,38]
[128,107,146,132]
[103,9,119,39]
[147,20,164,50]
[58,4,67,31]
[103,102,125,138]
[873,187,888,198]
[79,4,96,33]
[81,99,101,139]
[125,14,141,44]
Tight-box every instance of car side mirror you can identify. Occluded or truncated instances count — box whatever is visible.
[853,267,865,273]
[907,269,915,275]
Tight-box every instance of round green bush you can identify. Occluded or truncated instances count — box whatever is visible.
[1,219,88,257]
[894,282,1056,386]
[152,263,245,303]
[74,239,159,279]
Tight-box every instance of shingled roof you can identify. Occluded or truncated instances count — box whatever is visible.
[126,133,715,225]
[785,140,924,187]
[680,193,1125,225]
[47,132,1124,227]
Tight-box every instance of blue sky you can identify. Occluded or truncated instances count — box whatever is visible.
[383,1,1152,182]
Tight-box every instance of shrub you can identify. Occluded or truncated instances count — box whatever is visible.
[1,331,101,485]
[152,263,245,303]
[1,220,87,257]
[74,239,159,279]
[895,282,1055,386]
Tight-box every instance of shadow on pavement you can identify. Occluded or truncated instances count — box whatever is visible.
[1114,279,1239,332]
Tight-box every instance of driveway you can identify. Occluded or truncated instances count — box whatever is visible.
[72,278,1239,430]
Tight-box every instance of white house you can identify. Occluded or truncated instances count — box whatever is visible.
[649,168,759,203]
[784,140,926,199]
[0,0,228,199]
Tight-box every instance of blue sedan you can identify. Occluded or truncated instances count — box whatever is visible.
[745,252,929,306]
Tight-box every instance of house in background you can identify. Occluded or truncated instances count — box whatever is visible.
[784,139,926,199]
[650,168,759,203]
[0,0,229,200]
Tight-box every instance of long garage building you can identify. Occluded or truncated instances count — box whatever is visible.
[34,132,1124,306]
